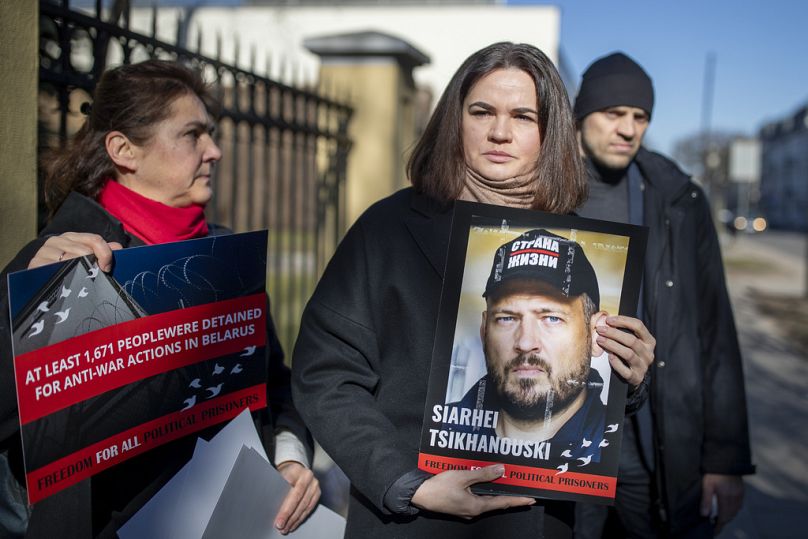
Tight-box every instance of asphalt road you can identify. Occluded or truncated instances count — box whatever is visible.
[719,230,808,538]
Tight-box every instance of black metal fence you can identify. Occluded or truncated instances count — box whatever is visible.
[38,0,353,355]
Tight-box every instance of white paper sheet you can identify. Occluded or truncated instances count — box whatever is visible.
[117,409,265,539]
[118,409,345,539]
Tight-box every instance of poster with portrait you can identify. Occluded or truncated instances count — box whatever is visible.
[8,231,269,504]
[418,201,647,504]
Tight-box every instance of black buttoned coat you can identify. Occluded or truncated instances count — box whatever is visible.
[634,149,754,534]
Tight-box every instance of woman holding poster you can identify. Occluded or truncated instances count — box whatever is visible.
[0,60,318,537]
[292,42,656,538]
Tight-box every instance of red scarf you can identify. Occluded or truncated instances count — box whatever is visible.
[98,179,209,245]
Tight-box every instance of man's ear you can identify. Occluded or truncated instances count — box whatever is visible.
[576,125,586,157]
[480,311,487,343]
[105,131,138,172]
[589,310,609,356]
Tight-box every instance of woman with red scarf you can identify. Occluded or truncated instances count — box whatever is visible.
[0,60,318,538]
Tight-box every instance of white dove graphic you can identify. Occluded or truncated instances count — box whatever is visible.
[206,383,224,398]
[181,395,196,411]
[87,265,99,279]
[188,378,201,389]
[212,363,224,375]
[581,438,592,448]
[28,320,44,338]
[599,439,609,448]
[60,285,71,299]
[36,301,49,313]
[577,455,592,466]
[240,346,257,357]
[230,364,243,374]
[555,463,568,475]
[560,449,573,458]
[54,308,71,324]
[605,423,619,433]
[78,287,89,298]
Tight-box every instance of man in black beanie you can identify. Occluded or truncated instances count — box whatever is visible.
[573,52,754,538]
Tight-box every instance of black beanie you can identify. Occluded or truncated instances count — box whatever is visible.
[573,52,654,121]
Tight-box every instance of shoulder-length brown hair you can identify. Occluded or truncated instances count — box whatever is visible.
[407,42,586,213]
[42,59,216,215]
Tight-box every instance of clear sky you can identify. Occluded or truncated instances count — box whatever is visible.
[512,0,808,155]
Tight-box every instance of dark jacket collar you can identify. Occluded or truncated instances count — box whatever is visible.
[634,147,691,202]
[43,192,132,246]
[403,188,454,277]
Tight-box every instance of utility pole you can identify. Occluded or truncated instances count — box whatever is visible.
[700,52,720,214]
[700,52,716,137]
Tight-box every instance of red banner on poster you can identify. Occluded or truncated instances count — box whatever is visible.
[418,453,616,498]
[26,384,266,504]
[14,293,266,424]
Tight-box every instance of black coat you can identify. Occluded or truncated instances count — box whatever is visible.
[292,188,645,538]
[0,192,310,538]
[634,149,754,534]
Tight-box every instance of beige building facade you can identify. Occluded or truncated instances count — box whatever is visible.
[0,2,38,267]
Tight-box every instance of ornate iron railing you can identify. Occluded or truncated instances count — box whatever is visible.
[39,0,353,354]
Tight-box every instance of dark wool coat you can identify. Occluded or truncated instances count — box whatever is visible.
[0,192,310,538]
[634,148,754,534]
[292,188,645,539]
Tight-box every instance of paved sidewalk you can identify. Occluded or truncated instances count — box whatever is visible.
[719,230,808,538]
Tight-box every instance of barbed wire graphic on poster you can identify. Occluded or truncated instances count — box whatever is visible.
[8,231,269,503]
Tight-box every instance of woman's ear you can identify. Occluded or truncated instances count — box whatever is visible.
[589,310,609,357]
[105,131,138,172]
